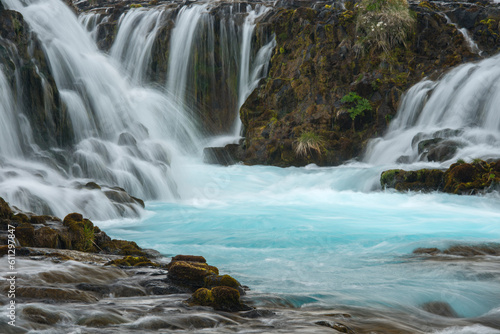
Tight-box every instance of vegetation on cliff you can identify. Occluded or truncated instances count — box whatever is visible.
[236,0,498,167]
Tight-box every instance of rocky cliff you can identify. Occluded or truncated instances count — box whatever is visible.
[236,0,500,166]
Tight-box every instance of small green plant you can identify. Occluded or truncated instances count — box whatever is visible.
[341,92,372,120]
[279,47,286,54]
[356,0,416,54]
[472,158,483,164]
[130,4,143,8]
[456,159,466,164]
[82,225,95,252]
[294,131,325,157]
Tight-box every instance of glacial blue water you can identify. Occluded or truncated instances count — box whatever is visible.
[99,161,500,320]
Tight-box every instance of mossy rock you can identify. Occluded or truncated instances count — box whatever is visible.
[105,255,159,267]
[0,197,12,219]
[204,274,241,290]
[15,222,35,247]
[211,286,249,312]
[381,169,444,192]
[189,288,214,306]
[168,254,206,267]
[100,239,145,256]
[443,160,498,194]
[188,286,249,312]
[167,261,218,290]
[62,213,96,252]
[34,226,68,249]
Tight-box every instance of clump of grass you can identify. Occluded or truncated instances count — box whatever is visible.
[294,131,325,157]
[356,0,416,54]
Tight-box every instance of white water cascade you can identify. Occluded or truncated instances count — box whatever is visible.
[0,68,22,158]
[0,0,276,218]
[110,8,167,84]
[235,4,276,137]
[365,52,500,166]
[0,0,204,218]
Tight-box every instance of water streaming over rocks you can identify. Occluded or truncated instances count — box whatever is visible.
[365,52,500,166]
[0,0,275,219]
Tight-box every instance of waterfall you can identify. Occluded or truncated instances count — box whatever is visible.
[111,8,168,84]
[166,4,209,105]
[235,5,275,137]
[0,68,22,158]
[365,53,500,165]
[0,0,275,218]
[0,0,203,217]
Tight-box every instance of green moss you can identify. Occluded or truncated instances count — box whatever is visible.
[380,169,401,188]
[130,4,143,8]
[204,274,240,289]
[189,288,214,306]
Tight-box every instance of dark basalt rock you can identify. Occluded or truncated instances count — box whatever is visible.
[421,301,459,318]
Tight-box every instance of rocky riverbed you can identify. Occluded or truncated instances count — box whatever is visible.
[1,197,500,333]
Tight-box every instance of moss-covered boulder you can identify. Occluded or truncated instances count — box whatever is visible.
[188,286,250,312]
[167,261,219,290]
[380,169,444,192]
[443,160,500,194]
[381,159,500,194]
[62,213,97,252]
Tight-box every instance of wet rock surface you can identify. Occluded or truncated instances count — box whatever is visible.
[381,159,500,194]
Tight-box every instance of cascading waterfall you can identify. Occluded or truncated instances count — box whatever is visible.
[0,0,276,218]
[166,4,209,106]
[0,0,203,218]
[365,52,500,166]
[235,5,275,137]
[111,8,169,84]
[0,68,22,157]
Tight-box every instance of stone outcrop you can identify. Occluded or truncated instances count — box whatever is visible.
[380,159,500,194]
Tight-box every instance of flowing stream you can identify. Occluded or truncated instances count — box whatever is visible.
[1,0,500,333]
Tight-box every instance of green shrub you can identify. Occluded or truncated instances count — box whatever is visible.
[341,92,372,120]
[294,131,325,157]
[356,0,416,53]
